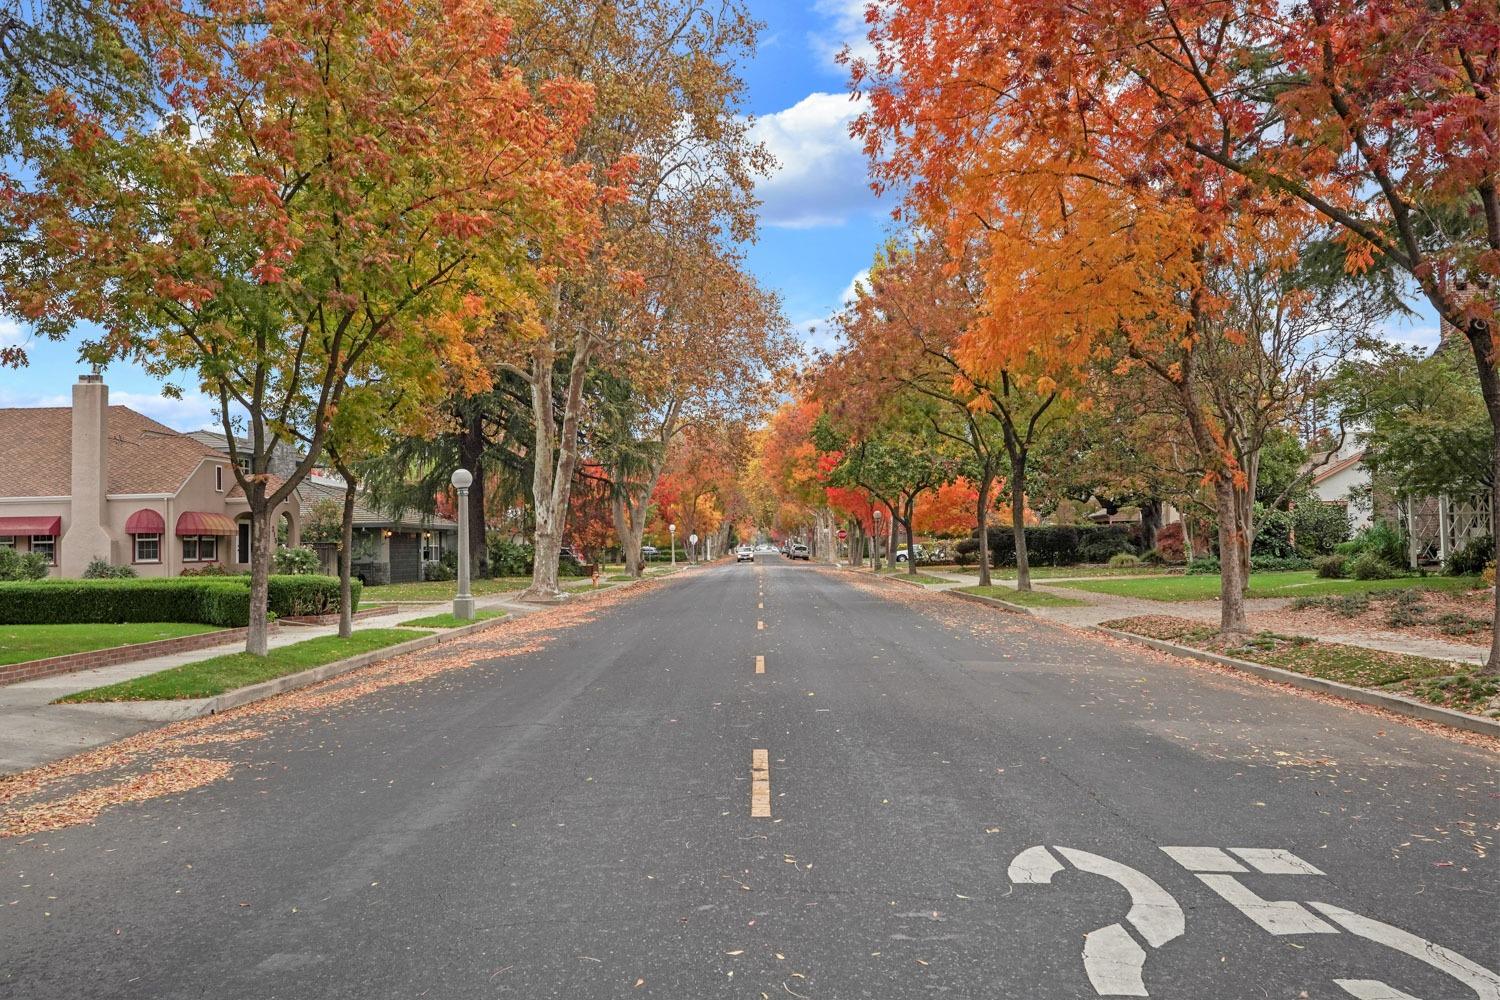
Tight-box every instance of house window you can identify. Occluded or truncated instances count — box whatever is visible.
[183,534,219,561]
[215,465,224,491]
[133,533,161,563]
[422,533,442,562]
[0,536,13,549]
[237,522,251,563]
[236,456,251,474]
[30,535,56,565]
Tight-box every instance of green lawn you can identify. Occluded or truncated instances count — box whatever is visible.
[983,564,1183,580]
[877,568,953,585]
[360,577,533,602]
[58,628,425,702]
[0,622,222,667]
[957,585,1087,607]
[1060,570,1481,602]
[399,610,507,629]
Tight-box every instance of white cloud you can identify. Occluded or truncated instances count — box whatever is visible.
[840,268,871,305]
[110,389,222,431]
[750,92,880,229]
[0,319,31,349]
[808,0,877,72]
[0,383,220,431]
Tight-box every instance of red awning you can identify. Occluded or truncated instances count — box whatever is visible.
[124,508,166,534]
[0,515,61,536]
[175,511,237,536]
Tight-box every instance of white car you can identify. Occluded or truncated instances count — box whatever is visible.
[736,545,754,562]
[894,543,925,563]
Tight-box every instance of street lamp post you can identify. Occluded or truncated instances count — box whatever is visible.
[872,508,883,571]
[669,523,676,568]
[451,468,475,620]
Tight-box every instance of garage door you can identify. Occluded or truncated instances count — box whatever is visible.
[388,532,422,584]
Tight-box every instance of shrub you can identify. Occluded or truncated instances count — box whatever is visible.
[83,558,136,579]
[1314,554,1347,579]
[180,562,234,577]
[265,575,360,617]
[423,559,455,582]
[958,524,1135,567]
[1141,548,1165,565]
[1185,556,1220,576]
[1446,533,1492,577]
[1485,563,1496,588]
[273,545,320,575]
[1347,550,1399,580]
[1108,552,1142,568]
[1338,521,1407,568]
[486,536,533,576]
[0,578,251,626]
[1251,555,1313,572]
[0,547,51,581]
[1153,522,1185,563]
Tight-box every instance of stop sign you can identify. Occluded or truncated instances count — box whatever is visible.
[837,529,848,539]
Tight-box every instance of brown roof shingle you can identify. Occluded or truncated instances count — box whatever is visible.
[0,405,223,498]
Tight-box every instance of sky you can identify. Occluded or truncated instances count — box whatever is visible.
[0,0,1446,430]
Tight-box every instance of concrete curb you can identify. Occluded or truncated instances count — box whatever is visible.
[195,613,518,717]
[1093,625,1500,739]
[945,587,1038,616]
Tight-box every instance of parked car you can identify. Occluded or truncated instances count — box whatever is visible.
[736,545,754,562]
[893,543,925,563]
[641,545,659,558]
[790,542,809,560]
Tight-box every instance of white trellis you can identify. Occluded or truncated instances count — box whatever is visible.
[1404,493,1492,567]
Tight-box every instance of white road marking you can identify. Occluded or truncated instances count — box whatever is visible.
[1229,848,1325,876]
[1082,923,1149,997]
[1334,981,1423,1000]
[1195,875,1338,935]
[1007,845,1064,884]
[755,655,765,675]
[1310,902,1500,1000]
[1057,848,1185,948]
[1160,846,1246,872]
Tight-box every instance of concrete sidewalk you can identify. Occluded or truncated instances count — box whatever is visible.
[0,591,555,776]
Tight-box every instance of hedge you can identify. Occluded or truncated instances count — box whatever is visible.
[955,525,1138,567]
[0,574,358,626]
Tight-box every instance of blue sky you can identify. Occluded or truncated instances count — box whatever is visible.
[0,0,1444,429]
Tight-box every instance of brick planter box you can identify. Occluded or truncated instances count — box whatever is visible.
[0,625,271,687]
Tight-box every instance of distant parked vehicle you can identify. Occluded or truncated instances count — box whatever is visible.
[736,545,754,562]
[790,543,810,560]
[894,543,925,563]
[641,545,659,558]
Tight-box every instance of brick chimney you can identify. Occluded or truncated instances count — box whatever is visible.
[60,373,115,575]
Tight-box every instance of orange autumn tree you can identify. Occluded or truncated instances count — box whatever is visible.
[851,2,1383,630]
[3,0,602,654]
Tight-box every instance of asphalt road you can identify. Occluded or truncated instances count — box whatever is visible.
[2,557,1497,999]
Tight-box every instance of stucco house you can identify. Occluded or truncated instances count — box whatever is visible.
[1307,445,1373,532]
[0,374,299,577]
[295,475,457,585]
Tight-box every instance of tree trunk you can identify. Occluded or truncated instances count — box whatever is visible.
[903,496,918,574]
[1461,317,1500,675]
[246,502,275,656]
[521,338,591,602]
[337,465,357,639]
[887,512,897,572]
[976,466,994,588]
[611,492,643,578]
[1011,454,1032,592]
[1213,475,1249,632]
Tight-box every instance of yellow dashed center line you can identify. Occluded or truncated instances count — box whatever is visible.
[758,601,764,609]
[755,655,765,675]
[751,749,771,817]
[757,620,765,630]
